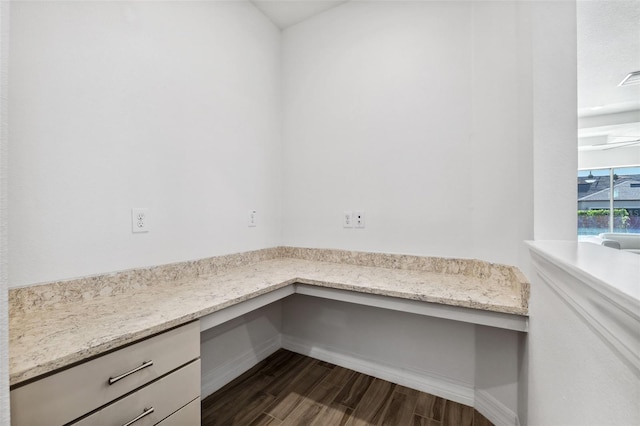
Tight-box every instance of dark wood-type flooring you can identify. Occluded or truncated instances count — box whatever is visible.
[201,349,494,426]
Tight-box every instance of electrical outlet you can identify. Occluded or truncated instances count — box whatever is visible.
[343,211,353,228]
[248,210,257,227]
[354,211,365,228]
[131,208,149,233]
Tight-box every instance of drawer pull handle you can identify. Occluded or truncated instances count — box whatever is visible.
[108,360,154,385]
[122,407,154,426]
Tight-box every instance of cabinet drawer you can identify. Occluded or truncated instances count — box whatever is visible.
[73,360,200,426]
[156,397,200,426]
[11,321,200,426]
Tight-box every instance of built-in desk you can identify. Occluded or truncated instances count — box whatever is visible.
[9,247,529,386]
[199,283,528,334]
[9,247,529,425]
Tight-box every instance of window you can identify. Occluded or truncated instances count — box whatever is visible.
[577,166,640,237]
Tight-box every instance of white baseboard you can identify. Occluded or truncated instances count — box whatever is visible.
[281,334,475,407]
[201,335,281,398]
[475,389,520,426]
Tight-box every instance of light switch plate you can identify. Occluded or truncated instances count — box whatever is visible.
[354,211,365,228]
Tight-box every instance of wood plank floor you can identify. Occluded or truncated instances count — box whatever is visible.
[201,349,494,426]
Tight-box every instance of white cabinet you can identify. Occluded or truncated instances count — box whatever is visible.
[73,360,200,426]
[10,321,200,426]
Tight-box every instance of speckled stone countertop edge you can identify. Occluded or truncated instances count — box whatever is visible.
[9,247,529,313]
[294,278,528,316]
[8,279,298,386]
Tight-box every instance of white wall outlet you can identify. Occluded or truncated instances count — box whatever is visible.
[343,211,353,228]
[248,210,257,227]
[131,208,149,233]
[354,211,365,228]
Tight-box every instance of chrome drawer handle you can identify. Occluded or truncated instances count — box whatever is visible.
[108,360,154,385]
[122,407,154,426]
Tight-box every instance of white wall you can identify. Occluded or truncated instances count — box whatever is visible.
[8,1,282,288]
[281,295,477,404]
[471,0,534,272]
[200,302,282,398]
[527,272,639,425]
[516,0,534,281]
[521,3,579,424]
[1,1,9,423]
[475,326,521,425]
[281,1,534,269]
[531,1,578,241]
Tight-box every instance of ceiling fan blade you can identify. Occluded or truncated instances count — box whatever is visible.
[601,140,640,150]
[591,138,640,147]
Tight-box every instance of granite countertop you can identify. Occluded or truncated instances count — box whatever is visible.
[9,247,529,387]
